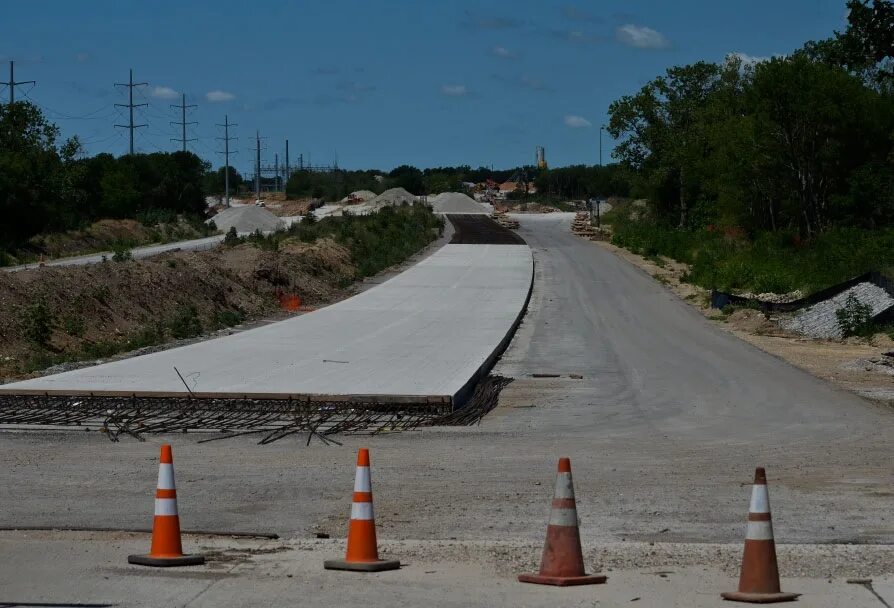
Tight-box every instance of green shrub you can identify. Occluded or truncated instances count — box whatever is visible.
[168,305,203,339]
[112,245,132,262]
[215,309,245,328]
[22,301,55,347]
[836,294,873,337]
[63,314,86,337]
[223,226,240,246]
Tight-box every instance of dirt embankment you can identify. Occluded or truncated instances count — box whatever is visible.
[21,218,213,261]
[0,238,355,380]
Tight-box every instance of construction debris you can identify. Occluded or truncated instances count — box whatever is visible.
[491,211,520,229]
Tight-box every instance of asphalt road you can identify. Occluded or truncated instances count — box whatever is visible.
[0,213,891,550]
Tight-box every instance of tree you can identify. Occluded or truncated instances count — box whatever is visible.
[388,165,424,194]
[608,62,723,227]
[204,166,243,195]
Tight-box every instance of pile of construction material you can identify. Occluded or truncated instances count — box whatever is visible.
[339,190,377,204]
[208,206,285,234]
[491,211,519,229]
[783,282,894,339]
[571,212,596,237]
[429,192,492,215]
[570,211,609,241]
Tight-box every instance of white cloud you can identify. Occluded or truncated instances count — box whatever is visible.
[150,86,179,100]
[616,24,670,49]
[206,89,235,102]
[492,46,517,59]
[441,84,468,97]
[564,114,592,128]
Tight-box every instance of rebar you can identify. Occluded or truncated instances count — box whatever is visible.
[0,376,512,443]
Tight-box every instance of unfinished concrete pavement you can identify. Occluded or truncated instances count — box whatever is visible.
[1,243,533,402]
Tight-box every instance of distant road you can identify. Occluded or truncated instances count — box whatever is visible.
[2,234,225,273]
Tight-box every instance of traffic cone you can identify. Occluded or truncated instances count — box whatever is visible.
[324,448,400,572]
[128,444,205,567]
[722,467,799,603]
[518,457,607,586]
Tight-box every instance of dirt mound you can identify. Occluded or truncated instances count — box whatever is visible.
[0,238,356,380]
[430,192,492,215]
[340,190,377,203]
[210,206,284,233]
[24,218,210,260]
[369,187,417,208]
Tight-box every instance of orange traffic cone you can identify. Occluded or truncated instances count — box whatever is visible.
[518,457,607,586]
[722,467,799,603]
[128,444,204,567]
[324,448,400,572]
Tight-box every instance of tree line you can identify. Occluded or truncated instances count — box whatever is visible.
[0,102,208,252]
[607,0,894,236]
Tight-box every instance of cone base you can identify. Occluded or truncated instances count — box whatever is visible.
[721,591,800,603]
[518,572,608,587]
[128,554,205,568]
[324,558,400,572]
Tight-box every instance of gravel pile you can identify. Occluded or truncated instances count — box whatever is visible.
[340,190,377,203]
[368,187,417,208]
[783,282,894,338]
[429,192,493,215]
[209,206,285,234]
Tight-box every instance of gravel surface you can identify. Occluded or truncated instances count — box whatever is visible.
[430,192,493,214]
[209,206,285,233]
[1,214,892,607]
[784,282,894,338]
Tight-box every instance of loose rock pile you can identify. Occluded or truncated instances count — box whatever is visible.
[783,282,894,339]
[490,211,519,229]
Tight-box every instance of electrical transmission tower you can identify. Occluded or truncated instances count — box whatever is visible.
[115,68,148,155]
[2,61,35,107]
[255,131,262,201]
[170,93,197,152]
[215,115,238,207]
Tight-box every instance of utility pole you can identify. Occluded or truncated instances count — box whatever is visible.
[170,93,197,152]
[215,115,238,207]
[599,125,605,167]
[255,131,261,201]
[114,69,148,155]
[2,61,35,107]
[285,139,290,186]
[274,153,280,192]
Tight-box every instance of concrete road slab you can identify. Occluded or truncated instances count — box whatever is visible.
[1,244,533,401]
[1,531,890,608]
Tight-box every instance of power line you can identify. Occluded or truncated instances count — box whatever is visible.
[170,93,197,152]
[1,60,35,107]
[114,68,148,155]
[215,115,238,206]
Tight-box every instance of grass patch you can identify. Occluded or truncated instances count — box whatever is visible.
[240,204,444,279]
[610,212,894,295]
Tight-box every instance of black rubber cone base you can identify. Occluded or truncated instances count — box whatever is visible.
[128,553,205,567]
[721,591,801,603]
[518,572,608,586]
[324,558,400,572]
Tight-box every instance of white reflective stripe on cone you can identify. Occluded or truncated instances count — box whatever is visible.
[157,463,175,490]
[553,472,575,499]
[548,507,578,527]
[353,466,371,493]
[155,498,178,516]
[351,501,374,521]
[749,484,770,514]
[746,520,774,541]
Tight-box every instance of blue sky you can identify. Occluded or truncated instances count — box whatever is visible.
[1,0,847,172]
